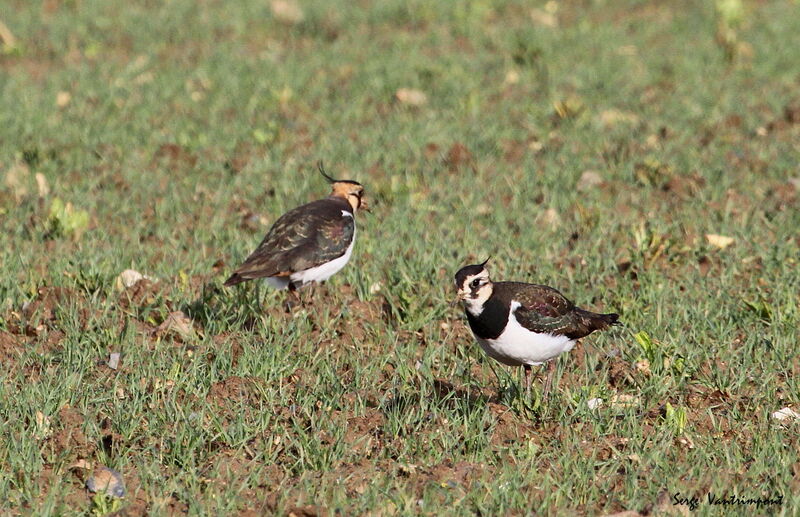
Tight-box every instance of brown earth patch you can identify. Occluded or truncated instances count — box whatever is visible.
[487,403,536,447]
[203,449,285,500]
[765,103,800,133]
[208,376,266,405]
[35,466,89,514]
[427,459,484,487]
[151,143,198,170]
[335,460,384,498]
[0,330,24,364]
[606,357,636,388]
[443,142,475,173]
[46,406,95,464]
[21,286,91,331]
[223,141,258,174]
[661,172,706,199]
[765,181,798,214]
[336,295,388,345]
[343,409,385,458]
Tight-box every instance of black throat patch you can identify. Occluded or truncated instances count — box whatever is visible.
[465,296,510,340]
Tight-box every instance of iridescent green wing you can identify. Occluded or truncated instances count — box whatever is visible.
[508,282,615,339]
[505,283,574,331]
[284,208,355,272]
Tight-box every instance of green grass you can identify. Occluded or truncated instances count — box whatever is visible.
[1,0,799,514]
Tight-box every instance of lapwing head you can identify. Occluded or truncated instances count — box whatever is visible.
[318,161,367,213]
[454,258,493,313]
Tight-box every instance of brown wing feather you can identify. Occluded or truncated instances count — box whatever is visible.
[496,282,619,339]
[224,197,354,286]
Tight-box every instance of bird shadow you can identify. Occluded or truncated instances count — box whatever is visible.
[431,378,502,406]
[380,378,499,424]
[180,281,280,333]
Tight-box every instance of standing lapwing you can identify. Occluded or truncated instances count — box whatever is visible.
[454,259,619,399]
[224,163,366,295]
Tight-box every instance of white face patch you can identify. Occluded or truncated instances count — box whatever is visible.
[459,272,492,316]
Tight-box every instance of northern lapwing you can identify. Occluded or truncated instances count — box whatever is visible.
[454,259,619,399]
[224,163,366,295]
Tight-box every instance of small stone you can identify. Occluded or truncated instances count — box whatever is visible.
[35,173,49,197]
[597,109,639,127]
[530,8,557,27]
[271,0,304,24]
[115,269,155,290]
[504,69,520,85]
[705,234,735,250]
[4,161,30,201]
[577,170,603,191]
[541,207,559,227]
[107,353,120,370]
[634,359,651,375]
[399,463,418,476]
[86,467,125,498]
[395,88,427,106]
[56,91,71,108]
[587,397,603,410]
[772,407,800,422]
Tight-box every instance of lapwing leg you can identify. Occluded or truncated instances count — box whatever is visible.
[284,282,301,312]
[524,365,532,399]
[542,360,557,400]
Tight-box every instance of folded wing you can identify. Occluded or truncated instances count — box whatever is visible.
[224,200,355,286]
[505,282,619,339]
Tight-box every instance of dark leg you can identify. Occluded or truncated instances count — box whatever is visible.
[524,365,532,399]
[283,283,301,312]
[542,360,557,400]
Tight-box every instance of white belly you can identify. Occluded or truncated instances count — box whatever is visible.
[264,227,356,290]
[475,303,575,366]
[264,276,290,289]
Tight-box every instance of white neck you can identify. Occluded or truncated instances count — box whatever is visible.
[463,297,485,317]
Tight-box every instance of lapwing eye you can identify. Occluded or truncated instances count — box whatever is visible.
[470,278,481,288]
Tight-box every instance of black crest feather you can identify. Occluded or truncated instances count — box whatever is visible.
[318,161,337,183]
[317,160,361,186]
